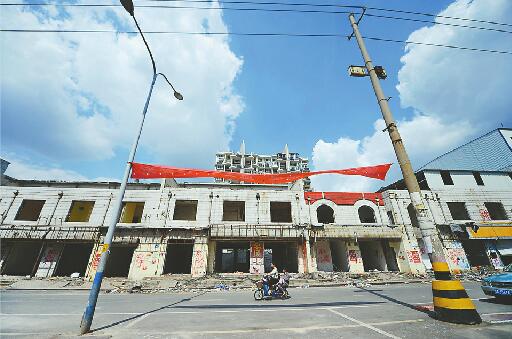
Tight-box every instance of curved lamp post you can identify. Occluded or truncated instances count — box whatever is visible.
[80,0,182,334]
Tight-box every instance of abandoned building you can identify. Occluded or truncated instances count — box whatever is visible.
[0,128,511,280]
[215,142,311,190]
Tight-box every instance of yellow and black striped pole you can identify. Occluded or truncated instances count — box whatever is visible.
[432,262,481,324]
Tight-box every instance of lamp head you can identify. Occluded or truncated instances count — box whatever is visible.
[174,91,184,101]
[120,0,134,16]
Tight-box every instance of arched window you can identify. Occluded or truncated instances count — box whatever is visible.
[317,205,335,224]
[358,205,376,223]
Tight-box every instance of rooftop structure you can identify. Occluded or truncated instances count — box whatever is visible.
[214,141,311,189]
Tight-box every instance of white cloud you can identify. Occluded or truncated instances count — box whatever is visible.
[4,155,87,181]
[1,2,244,169]
[311,0,511,192]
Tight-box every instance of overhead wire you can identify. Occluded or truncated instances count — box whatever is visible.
[1,28,511,55]
[1,2,512,35]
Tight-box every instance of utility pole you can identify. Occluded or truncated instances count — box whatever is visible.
[348,12,480,324]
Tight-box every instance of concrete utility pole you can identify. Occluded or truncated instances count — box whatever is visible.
[348,13,481,324]
[348,13,444,263]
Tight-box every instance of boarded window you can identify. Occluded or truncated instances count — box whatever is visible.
[223,201,245,221]
[440,171,454,185]
[66,201,95,222]
[173,200,198,221]
[317,205,334,224]
[472,172,484,186]
[270,202,292,223]
[484,202,507,220]
[358,205,376,223]
[447,202,470,220]
[15,200,45,221]
[119,202,145,223]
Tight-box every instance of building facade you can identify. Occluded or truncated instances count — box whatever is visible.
[215,141,311,189]
[1,128,511,280]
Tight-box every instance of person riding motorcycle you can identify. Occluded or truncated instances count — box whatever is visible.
[277,268,290,294]
[268,263,279,288]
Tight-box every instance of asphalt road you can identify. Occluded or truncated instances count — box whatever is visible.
[1,282,511,338]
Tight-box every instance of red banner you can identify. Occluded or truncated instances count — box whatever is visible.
[130,162,392,184]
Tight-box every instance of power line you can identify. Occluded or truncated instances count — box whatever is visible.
[1,28,511,55]
[147,0,512,28]
[2,2,512,35]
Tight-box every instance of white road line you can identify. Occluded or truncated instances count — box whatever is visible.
[125,313,150,328]
[328,308,402,339]
[0,304,372,317]
[482,312,512,316]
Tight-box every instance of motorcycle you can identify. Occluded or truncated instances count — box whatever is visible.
[253,276,290,300]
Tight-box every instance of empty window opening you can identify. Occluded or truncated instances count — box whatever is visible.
[270,202,292,223]
[222,201,245,221]
[317,205,335,224]
[440,170,454,185]
[330,240,349,272]
[407,204,420,228]
[473,172,484,186]
[214,242,250,273]
[66,201,95,222]
[461,240,489,267]
[163,242,193,274]
[358,205,376,223]
[382,241,399,272]
[484,202,508,220]
[264,242,298,273]
[387,211,395,225]
[119,202,145,223]
[173,200,198,221]
[15,200,45,221]
[359,241,387,271]
[54,243,93,277]
[103,244,136,277]
[447,202,470,220]
[0,241,42,276]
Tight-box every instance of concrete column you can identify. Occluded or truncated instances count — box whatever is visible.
[207,240,216,274]
[191,237,209,277]
[315,240,333,272]
[346,242,364,273]
[85,240,103,280]
[35,243,64,278]
[250,241,264,274]
[309,241,318,273]
[128,237,167,280]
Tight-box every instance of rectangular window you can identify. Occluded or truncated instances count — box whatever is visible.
[66,201,95,222]
[484,202,508,220]
[472,172,484,186]
[270,202,292,223]
[447,202,470,220]
[173,200,198,221]
[222,201,245,221]
[387,211,395,225]
[119,202,145,223]
[440,170,454,185]
[14,199,45,221]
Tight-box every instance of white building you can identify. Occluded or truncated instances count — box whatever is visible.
[215,141,311,190]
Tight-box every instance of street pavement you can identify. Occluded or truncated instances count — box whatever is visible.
[0,281,511,338]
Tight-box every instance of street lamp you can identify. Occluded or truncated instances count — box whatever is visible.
[79,0,183,334]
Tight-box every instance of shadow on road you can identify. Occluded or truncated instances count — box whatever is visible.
[170,300,386,310]
[357,287,436,318]
[91,291,208,333]
[479,297,512,305]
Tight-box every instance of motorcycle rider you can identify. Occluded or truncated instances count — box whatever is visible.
[268,263,279,289]
[276,268,290,294]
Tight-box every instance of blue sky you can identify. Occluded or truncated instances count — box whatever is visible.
[1,0,511,191]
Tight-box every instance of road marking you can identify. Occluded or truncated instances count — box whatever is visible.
[482,312,512,316]
[108,319,424,336]
[125,313,150,328]
[0,304,373,317]
[328,308,402,339]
